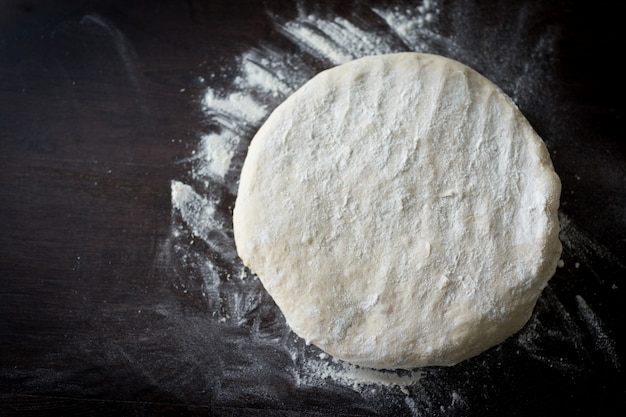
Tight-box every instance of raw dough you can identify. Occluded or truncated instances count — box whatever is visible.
[233,52,561,369]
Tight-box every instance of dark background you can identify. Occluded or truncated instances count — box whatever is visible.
[1,0,624,415]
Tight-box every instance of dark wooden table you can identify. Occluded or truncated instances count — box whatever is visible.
[1,0,624,415]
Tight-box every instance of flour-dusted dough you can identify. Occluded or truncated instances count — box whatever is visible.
[233,52,561,369]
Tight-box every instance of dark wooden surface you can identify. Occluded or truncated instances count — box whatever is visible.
[1,0,624,415]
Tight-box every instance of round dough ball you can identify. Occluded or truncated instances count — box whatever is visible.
[233,52,561,369]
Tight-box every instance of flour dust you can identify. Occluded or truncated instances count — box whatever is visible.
[165,0,621,412]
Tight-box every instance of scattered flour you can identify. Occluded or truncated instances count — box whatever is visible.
[170,180,217,239]
[301,359,423,394]
[194,133,236,179]
[276,14,397,65]
[575,295,621,369]
[558,212,624,282]
[202,89,267,128]
[373,0,443,51]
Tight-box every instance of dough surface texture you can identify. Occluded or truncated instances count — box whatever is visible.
[233,52,561,369]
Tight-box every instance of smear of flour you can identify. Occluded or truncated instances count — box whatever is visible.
[170,181,217,238]
[374,0,444,52]
[558,212,625,282]
[576,295,621,368]
[277,15,396,65]
[193,133,236,179]
[166,0,621,408]
[297,356,423,394]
